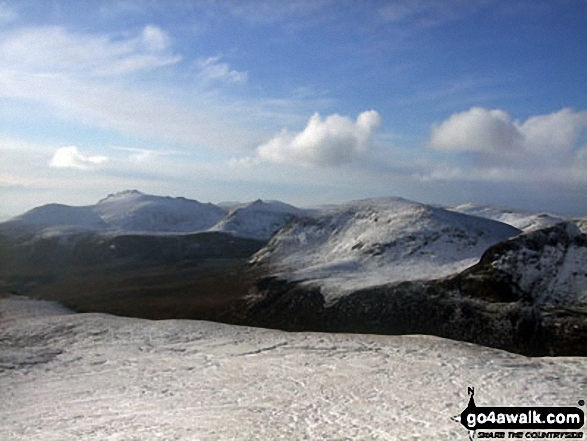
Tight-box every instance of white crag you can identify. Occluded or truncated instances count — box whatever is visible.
[1,296,585,441]
[94,190,226,233]
[210,199,309,241]
[450,203,565,232]
[252,198,521,304]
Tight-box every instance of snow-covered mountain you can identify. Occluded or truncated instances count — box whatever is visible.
[252,197,521,303]
[450,203,565,232]
[1,204,108,238]
[1,295,585,440]
[0,191,311,240]
[246,217,587,355]
[210,199,309,240]
[11,203,105,229]
[0,190,228,237]
[94,190,226,233]
[478,221,587,306]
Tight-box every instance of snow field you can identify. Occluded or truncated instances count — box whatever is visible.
[1,297,585,440]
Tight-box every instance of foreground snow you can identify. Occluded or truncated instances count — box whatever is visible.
[1,297,585,440]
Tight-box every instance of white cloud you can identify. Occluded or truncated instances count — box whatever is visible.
[49,146,108,170]
[518,108,587,154]
[422,107,587,190]
[196,55,248,84]
[429,107,587,158]
[255,110,382,167]
[0,25,180,77]
[429,107,523,153]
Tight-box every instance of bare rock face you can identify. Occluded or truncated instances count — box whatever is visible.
[245,222,587,356]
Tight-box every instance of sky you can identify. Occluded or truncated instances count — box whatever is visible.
[1,0,586,218]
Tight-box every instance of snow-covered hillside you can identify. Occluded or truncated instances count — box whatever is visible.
[252,197,521,303]
[0,191,312,240]
[94,190,226,233]
[450,203,565,232]
[0,190,228,237]
[210,199,309,240]
[481,221,587,306]
[12,204,107,230]
[1,296,585,441]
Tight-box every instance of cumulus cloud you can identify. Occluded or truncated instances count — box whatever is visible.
[429,107,587,159]
[421,107,587,189]
[196,55,248,84]
[430,107,523,152]
[49,146,108,169]
[518,108,587,154]
[256,110,382,167]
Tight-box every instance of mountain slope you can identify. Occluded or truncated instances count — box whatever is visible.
[0,204,108,238]
[450,203,565,232]
[210,199,308,240]
[246,220,587,355]
[474,221,587,306]
[94,190,226,233]
[1,190,229,237]
[252,197,521,303]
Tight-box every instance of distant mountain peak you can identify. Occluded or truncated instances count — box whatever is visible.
[98,189,144,203]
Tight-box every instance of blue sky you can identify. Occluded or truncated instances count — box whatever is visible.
[1,0,586,217]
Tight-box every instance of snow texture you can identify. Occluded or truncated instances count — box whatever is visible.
[11,204,107,232]
[491,222,587,305]
[450,203,565,232]
[2,191,311,240]
[210,199,309,240]
[94,190,226,233]
[1,296,585,440]
[252,197,521,304]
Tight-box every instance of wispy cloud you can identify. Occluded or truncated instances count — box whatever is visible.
[378,0,490,27]
[0,2,17,23]
[0,25,180,77]
[49,146,108,169]
[223,0,333,25]
[196,55,248,84]
[0,22,265,152]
